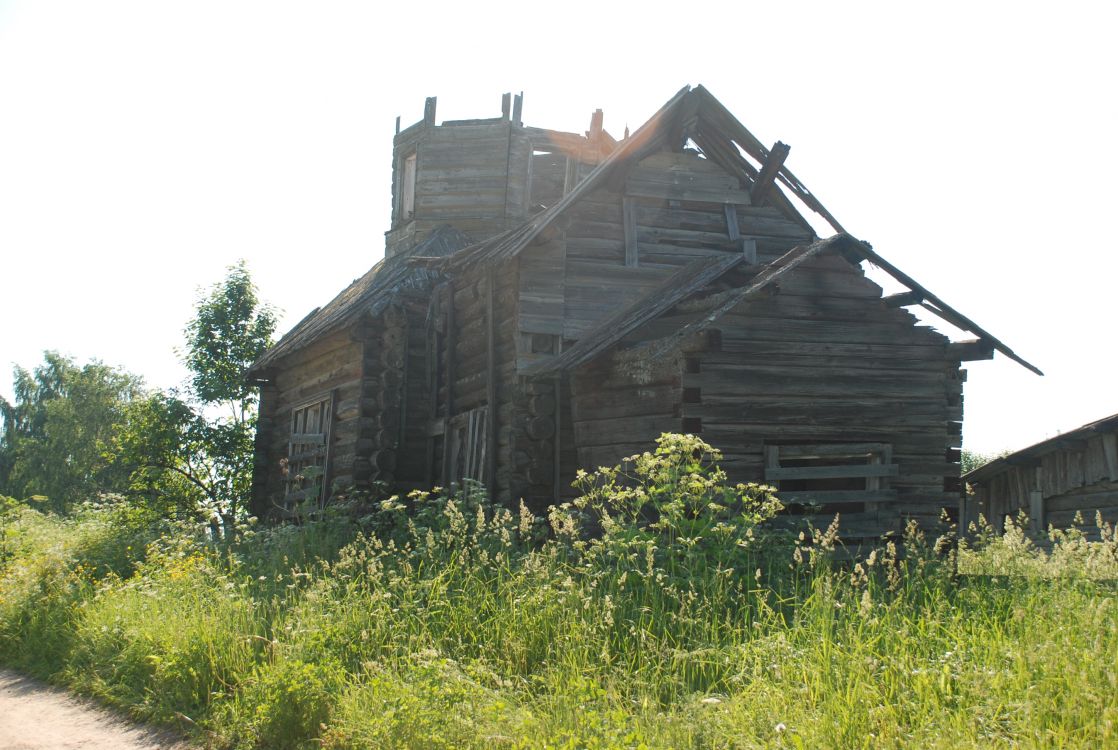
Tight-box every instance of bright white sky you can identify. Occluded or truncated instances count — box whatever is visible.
[0,1,1114,455]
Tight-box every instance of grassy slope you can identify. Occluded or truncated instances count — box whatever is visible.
[1,492,1116,750]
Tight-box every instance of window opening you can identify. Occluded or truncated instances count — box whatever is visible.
[400,151,417,222]
[529,149,567,210]
[284,394,333,505]
[446,405,488,486]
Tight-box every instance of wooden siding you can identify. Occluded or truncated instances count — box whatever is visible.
[970,432,1118,536]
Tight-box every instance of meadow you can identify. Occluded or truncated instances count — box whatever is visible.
[1,435,1116,749]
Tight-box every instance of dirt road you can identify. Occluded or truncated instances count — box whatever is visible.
[0,670,191,750]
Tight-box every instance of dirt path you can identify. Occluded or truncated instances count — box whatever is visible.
[0,670,192,750]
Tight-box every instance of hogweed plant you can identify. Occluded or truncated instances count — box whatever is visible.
[568,433,785,571]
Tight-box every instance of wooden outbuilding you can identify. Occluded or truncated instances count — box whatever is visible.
[246,84,1040,541]
[963,413,1118,537]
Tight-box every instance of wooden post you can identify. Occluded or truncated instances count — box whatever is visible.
[441,283,456,486]
[512,92,524,126]
[424,294,439,487]
[501,92,512,121]
[553,339,563,503]
[623,197,638,267]
[423,96,437,126]
[486,268,498,495]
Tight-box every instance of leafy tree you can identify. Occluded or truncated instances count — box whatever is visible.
[183,260,277,419]
[961,449,1010,475]
[0,352,143,510]
[110,261,276,531]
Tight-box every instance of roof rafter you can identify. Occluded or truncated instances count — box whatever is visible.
[844,241,1044,376]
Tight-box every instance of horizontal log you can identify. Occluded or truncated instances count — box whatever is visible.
[776,490,898,505]
[764,464,899,481]
[947,338,995,361]
[883,290,924,308]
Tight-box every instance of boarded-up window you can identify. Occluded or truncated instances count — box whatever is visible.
[285,394,334,504]
[400,151,417,222]
[446,406,487,486]
[764,443,896,518]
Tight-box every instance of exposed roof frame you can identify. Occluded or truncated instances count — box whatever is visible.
[844,242,1044,376]
[428,84,844,271]
[527,234,859,378]
[522,251,746,377]
[524,233,1042,379]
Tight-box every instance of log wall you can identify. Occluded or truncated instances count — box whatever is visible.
[251,329,365,514]
[548,150,964,538]
[385,119,602,259]
[685,255,963,537]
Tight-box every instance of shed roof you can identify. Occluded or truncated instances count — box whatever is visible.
[247,225,469,376]
[964,412,1118,484]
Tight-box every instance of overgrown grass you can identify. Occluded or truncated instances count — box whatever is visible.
[1,438,1116,749]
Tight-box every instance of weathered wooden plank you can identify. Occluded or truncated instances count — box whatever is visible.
[776,490,897,505]
[1103,434,1118,481]
[777,443,892,459]
[764,464,899,481]
[749,141,790,205]
[573,413,679,447]
[623,197,639,266]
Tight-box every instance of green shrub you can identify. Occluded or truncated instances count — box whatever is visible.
[226,658,345,750]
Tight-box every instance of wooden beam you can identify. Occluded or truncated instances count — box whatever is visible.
[423,96,437,126]
[750,141,790,205]
[883,290,923,308]
[424,291,441,486]
[512,92,523,126]
[623,197,638,267]
[723,203,756,264]
[486,268,498,495]
[440,283,456,486]
[692,86,845,233]
[765,464,899,481]
[553,341,563,503]
[947,338,995,361]
[667,89,701,151]
[501,92,512,121]
[639,234,858,362]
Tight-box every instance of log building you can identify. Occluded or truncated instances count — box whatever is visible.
[964,413,1118,538]
[247,85,1040,540]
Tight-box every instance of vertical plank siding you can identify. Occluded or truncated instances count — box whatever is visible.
[969,430,1118,538]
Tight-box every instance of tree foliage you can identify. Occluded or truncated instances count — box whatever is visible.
[0,352,144,510]
[182,259,277,412]
[961,448,1009,475]
[111,261,275,528]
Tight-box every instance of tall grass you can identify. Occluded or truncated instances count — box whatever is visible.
[1,438,1116,749]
